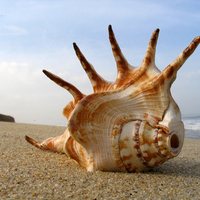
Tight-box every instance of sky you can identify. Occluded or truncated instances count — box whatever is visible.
[0,0,200,126]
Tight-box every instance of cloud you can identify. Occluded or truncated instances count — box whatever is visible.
[0,62,55,124]
[0,61,38,87]
[1,25,28,36]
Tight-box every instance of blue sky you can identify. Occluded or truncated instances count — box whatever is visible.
[0,0,200,125]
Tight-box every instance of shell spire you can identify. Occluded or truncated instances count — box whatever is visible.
[25,25,200,172]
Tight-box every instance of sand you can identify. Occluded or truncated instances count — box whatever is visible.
[0,122,200,199]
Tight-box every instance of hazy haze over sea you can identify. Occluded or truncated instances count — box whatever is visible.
[183,115,200,139]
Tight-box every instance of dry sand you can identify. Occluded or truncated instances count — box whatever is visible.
[0,122,200,199]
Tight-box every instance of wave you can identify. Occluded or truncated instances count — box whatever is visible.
[182,116,200,130]
[183,115,200,120]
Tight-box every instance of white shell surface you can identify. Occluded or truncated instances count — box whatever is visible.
[25,26,200,172]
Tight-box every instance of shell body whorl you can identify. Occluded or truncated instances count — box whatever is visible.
[25,25,200,172]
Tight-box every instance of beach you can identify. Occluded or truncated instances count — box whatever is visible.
[0,122,200,199]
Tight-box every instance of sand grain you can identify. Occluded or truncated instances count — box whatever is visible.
[0,122,200,199]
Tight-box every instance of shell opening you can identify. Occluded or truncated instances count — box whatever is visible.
[170,134,179,149]
[169,132,180,156]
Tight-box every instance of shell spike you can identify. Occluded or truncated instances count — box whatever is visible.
[73,43,110,92]
[161,36,200,82]
[25,135,46,149]
[140,28,160,71]
[25,133,65,153]
[43,70,84,101]
[108,25,133,78]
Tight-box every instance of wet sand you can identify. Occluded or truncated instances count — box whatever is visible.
[0,122,200,199]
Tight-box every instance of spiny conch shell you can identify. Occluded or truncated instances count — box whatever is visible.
[25,25,200,172]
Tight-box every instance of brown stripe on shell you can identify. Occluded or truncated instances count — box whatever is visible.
[121,154,133,163]
[138,122,169,167]
[73,43,112,93]
[142,151,159,163]
[158,36,200,86]
[133,121,149,167]
[25,134,65,153]
[43,70,85,101]
[25,135,49,150]
[66,136,88,168]
[108,25,136,89]
[108,25,130,72]
[153,129,167,159]
[140,28,159,70]
[119,120,149,172]
[157,129,174,159]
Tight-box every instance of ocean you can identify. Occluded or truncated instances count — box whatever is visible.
[182,115,200,139]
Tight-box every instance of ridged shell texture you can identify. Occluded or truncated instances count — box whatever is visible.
[25,25,200,172]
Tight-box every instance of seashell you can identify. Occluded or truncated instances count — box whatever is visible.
[25,25,200,172]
